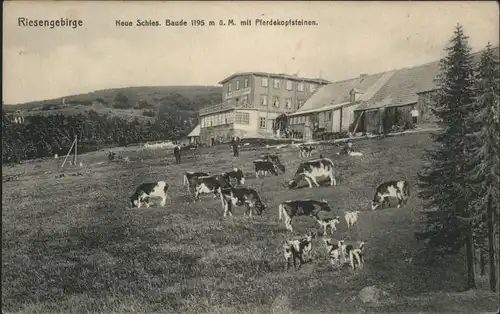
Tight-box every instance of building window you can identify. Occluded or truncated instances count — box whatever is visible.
[297,99,304,108]
[273,96,280,108]
[298,82,304,92]
[260,95,268,106]
[328,111,333,121]
[286,80,292,91]
[236,81,240,90]
[243,95,248,104]
[259,117,266,129]
[262,77,268,87]
[274,79,280,89]
[309,84,316,93]
[244,78,249,88]
[285,98,292,109]
[235,112,250,125]
[227,111,234,124]
[228,83,232,92]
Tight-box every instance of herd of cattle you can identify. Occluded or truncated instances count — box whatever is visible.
[129,144,411,272]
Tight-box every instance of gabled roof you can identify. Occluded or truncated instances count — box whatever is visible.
[218,72,331,85]
[356,46,500,111]
[187,124,200,137]
[294,71,391,114]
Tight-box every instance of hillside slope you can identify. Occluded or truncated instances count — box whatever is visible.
[3,85,223,123]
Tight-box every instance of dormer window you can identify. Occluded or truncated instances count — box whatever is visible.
[350,88,363,102]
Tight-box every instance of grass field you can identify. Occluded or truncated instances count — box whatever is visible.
[2,132,498,313]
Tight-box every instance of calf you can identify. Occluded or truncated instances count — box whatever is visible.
[190,175,231,201]
[278,199,332,232]
[323,238,342,268]
[288,158,337,189]
[219,187,266,217]
[253,159,279,178]
[299,145,316,158]
[344,210,360,230]
[283,232,315,270]
[371,180,410,210]
[130,181,169,208]
[183,171,210,193]
[338,240,366,269]
[221,168,245,185]
[313,215,341,235]
[259,154,286,173]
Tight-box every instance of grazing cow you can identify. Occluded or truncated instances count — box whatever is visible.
[253,159,279,178]
[278,199,332,232]
[338,240,366,269]
[183,171,210,193]
[371,180,410,210]
[259,154,286,173]
[288,158,337,189]
[130,181,169,208]
[283,232,315,270]
[190,175,231,201]
[299,145,316,158]
[344,210,360,230]
[313,215,341,235]
[218,187,266,217]
[222,168,245,185]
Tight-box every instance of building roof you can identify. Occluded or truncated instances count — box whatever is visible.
[356,46,499,111]
[218,72,331,85]
[293,71,391,114]
[187,124,200,137]
[289,46,499,114]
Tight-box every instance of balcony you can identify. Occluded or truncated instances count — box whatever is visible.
[199,101,253,116]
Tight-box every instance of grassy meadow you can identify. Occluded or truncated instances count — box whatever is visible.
[2,132,498,313]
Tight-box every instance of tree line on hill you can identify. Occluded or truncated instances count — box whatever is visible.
[417,24,499,292]
[1,108,185,163]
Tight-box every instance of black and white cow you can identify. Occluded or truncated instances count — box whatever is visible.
[283,232,315,270]
[130,181,169,208]
[183,171,210,193]
[221,168,245,185]
[218,187,267,217]
[190,175,231,201]
[371,180,410,210]
[288,157,337,189]
[278,199,333,232]
[259,154,286,173]
[299,145,316,158]
[253,159,279,178]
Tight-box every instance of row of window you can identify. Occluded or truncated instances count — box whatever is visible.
[260,95,305,109]
[228,77,317,93]
[288,111,334,125]
[200,112,250,128]
[228,78,250,92]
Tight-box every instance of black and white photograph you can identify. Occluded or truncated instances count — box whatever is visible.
[2,1,499,313]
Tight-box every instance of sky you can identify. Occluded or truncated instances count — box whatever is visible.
[3,1,499,105]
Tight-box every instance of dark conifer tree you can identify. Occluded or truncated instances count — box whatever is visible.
[417,24,477,289]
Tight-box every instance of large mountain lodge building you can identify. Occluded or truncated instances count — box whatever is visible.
[198,72,329,146]
[198,47,498,145]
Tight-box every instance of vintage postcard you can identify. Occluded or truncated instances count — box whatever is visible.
[2,1,499,313]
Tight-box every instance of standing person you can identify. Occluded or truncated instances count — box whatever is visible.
[410,106,419,127]
[231,136,240,157]
[174,143,181,164]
